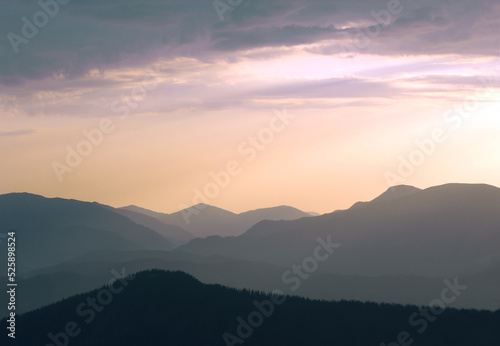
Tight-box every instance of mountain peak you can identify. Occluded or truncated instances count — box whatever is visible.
[119,205,170,220]
[372,185,421,203]
[191,203,209,209]
[348,185,421,211]
[239,205,305,215]
[182,203,236,215]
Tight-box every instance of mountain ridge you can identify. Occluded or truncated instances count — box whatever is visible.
[180,183,500,277]
[0,193,175,270]
[121,203,313,237]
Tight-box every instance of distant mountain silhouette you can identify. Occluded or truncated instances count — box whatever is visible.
[120,204,312,237]
[4,270,499,346]
[3,183,500,323]
[111,207,194,246]
[0,193,174,271]
[179,183,500,277]
[371,185,422,203]
[349,185,421,210]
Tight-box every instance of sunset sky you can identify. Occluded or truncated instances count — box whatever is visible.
[1,0,500,214]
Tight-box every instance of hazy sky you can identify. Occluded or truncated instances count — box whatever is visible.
[1,0,500,214]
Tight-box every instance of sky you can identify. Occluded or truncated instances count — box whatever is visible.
[1,0,500,214]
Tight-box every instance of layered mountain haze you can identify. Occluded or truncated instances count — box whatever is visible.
[3,0,499,343]
[180,183,500,277]
[111,207,194,246]
[6,249,500,316]
[2,183,500,342]
[0,192,312,272]
[0,193,174,270]
[120,203,313,237]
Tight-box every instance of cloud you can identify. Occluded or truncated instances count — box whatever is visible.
[250,76,400,99]
[211,25,345,51]
[0,0,499,85]
[0,129,36,137]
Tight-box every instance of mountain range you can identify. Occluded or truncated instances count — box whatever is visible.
[2,183,500,333]
[179,183,500,278]
[0,193,312,270]
[0,193,172,271]
[120,203,313,237]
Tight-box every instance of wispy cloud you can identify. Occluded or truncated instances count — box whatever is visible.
[0,129,36,137]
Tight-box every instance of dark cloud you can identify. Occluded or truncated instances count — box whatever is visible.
[212,25,344,51]
[0,0,499,85]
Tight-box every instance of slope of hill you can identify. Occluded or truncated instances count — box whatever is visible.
[165,203,238,237]
[112,207,194,246]
[5,252,499,317]
[0,193,174,271]
[349,185,421,210]
[179,183,500,277]
[4,270,499,346]
[120,204,312,237]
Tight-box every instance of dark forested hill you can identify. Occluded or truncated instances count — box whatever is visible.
[4,270,499,346]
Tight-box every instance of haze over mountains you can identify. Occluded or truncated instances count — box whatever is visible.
[180,183,500,277]
[4,0,499,343]
[0,193,173,271]
[2,183,500,342]
[7,248,500,315]
[120,203,314,238]
[111,207,195,246]
[0,193,313,271]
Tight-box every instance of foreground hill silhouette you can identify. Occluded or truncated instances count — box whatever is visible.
[5,270,499,345]
[7,251,500,317]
